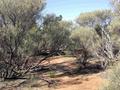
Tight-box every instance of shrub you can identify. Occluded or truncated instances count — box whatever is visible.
[70,26,99,51]
[101,63,120,90]
[70,27,99,65]
[0,0,45,79]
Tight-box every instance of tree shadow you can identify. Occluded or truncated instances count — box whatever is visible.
[31,59,105,78]
[72,62,105,76]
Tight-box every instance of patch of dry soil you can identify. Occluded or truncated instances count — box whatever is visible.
[0,56,106,90]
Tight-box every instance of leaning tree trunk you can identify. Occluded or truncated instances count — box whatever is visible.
[101,28,114,60]
[95,25,114,68]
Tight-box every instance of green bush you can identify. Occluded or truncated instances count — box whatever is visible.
[70,26,100,51]
[101,63,120,90]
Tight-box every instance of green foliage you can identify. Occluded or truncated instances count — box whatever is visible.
[0,0,45,29]
[30,14,71,56]
[108,17,120,34]
[0,0,45,78]
[107,17,120,45]
[111,0,120,15]
[101,63,120,90]
[70,27,98,51]
[76,10,112,27]
[76,12,95,27]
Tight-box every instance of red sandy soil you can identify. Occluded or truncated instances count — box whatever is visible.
[54,74,103,90]
[0,56,106,90]
[46,56,105,90]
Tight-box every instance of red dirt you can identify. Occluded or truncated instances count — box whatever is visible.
[0,56,105,90]
[54,74,103,90]
[42,56,105,90]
